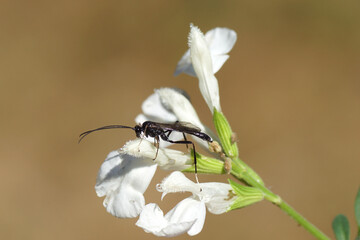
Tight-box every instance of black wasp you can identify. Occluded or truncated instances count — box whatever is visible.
[79,121,213,174]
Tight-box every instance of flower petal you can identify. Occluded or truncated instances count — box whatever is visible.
[197,182,236,214]
[165,198,206,236]
[204,27,237,57]
[121,139,193,171]
[174,27,237,76]
[136,88,219,151]
[157,171,236,214]
[135,90,189,148]
[156,88,219,147]
[189,24,221,113]
[135,203,194,237]
[136,199,206,237]
[211,54,229,74]
[155,88,204,131]
[173,49,195,76]
[95,151,157,218]
[139,92,178,123]
[157,171,200,199]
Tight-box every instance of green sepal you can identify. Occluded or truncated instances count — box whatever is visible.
[182,151,226,174]
[332,214,350,240]
[227,179,264,211]
[231,159,264,186]
[213,108,239,158]
[355,187,360,238]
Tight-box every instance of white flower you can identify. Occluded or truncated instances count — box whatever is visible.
[135,87,218,150]
[174,27,237,77]
[95,140,194,218]
[135,172,237,237]
[174,25,236,113]
[95,150,157,218]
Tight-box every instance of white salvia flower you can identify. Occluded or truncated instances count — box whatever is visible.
[95,140,194,218]
[135,87,218,150]
[174,27,237,77]
[189,24,222,113]
[135,171,237,237]
[95,151,157,218]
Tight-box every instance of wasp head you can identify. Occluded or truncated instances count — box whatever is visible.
[134,124,143,138]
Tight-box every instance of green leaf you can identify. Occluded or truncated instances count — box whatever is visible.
[332,214,350,240]
[212,108,238,159]
[355,187,360,238]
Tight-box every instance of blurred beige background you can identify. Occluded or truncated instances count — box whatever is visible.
[1,1,359,239]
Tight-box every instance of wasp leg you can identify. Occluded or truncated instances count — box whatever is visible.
[182,133,189,150]
[153,135,160,160]
[160,134,197,174]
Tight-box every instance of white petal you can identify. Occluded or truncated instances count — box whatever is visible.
[189,24,221,113]
[136,203,194,237]
[95,151,157,218]
[197,182,236,214]
[156,88,219,149]
[211,54,229,74]
[135,203,171,235]
[157,171,201,198]
[174,49,196,77]
[165,198,206,236]
[174,27,237,76]
[136,199,206,237]
[156,88,204,131]
[140,92,178,123]
[136,88,219,152]
[158,171,236,214]
[121,139,193,171]
[205,27,237,57]
[135,91,189,148]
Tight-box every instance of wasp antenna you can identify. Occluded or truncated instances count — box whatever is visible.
[78,125,135,143]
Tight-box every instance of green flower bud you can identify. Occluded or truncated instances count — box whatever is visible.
[213,108,239,159]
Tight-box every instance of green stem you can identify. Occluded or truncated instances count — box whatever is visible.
[231,161,330,240]
[279,200,330,240]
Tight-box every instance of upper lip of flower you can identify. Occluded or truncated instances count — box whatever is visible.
[135,87,220,149]
[174,26,237,77]
[174,24,237,114]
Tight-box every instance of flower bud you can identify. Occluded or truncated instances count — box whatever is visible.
[213,108,239,158]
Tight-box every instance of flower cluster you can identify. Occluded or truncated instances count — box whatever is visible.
[94,24,263,237]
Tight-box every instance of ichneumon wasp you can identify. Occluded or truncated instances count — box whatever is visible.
[79,121,213,174]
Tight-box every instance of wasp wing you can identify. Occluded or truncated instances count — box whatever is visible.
[154,121,201,133]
